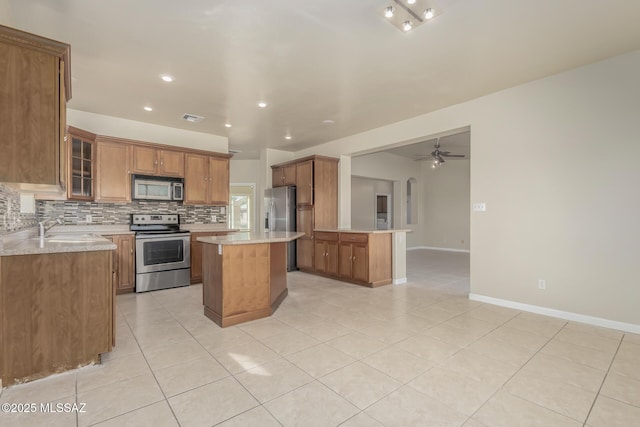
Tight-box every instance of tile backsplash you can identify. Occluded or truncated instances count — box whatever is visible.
[37,200,227,226]
[0,184,39,234]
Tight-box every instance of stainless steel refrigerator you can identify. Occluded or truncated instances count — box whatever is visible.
[264,186,297,271]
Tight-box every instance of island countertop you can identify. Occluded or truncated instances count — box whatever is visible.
[197,231,305,245]
[313,228,411,234]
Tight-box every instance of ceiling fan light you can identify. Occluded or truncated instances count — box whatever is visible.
[402,20,413,31]
[407,0,416,4]
[384,6,394,18]
[424,8,434,20]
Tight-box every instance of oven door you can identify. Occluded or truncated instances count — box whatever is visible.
[135,233,191,273]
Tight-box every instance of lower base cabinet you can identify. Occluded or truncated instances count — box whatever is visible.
[308,232,392,287]
[104,234,135,294]
[0,251,113,386]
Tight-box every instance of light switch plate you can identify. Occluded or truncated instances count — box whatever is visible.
[472,202,487,212]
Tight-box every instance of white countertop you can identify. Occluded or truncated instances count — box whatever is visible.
[197,231,305,245]
[314,228,411,234]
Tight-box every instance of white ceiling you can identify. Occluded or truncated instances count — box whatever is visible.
[3,0,640,156]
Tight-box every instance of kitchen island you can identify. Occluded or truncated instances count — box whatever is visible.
[198,231,304,327]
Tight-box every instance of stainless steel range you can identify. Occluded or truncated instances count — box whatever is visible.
[130,214,191,293]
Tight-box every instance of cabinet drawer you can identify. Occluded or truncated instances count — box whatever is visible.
[314,231,338,242]
[339,233,368,243]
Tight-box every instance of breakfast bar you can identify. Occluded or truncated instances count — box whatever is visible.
[198,231,304,327]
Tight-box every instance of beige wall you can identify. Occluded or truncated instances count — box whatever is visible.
[421,159,470,251]
[351,176,393,230]
[294,49,640,327]
[230,159,260,184]
[67,109,228,153]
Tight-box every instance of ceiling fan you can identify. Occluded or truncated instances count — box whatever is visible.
[414,138,465,166]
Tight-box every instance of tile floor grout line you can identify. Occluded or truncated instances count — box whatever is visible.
[462,319,570,424]
[581,334,625,426]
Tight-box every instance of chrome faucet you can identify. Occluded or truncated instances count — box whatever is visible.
[38,218,63,238]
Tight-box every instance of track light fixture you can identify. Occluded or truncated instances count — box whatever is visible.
[382,1,440,33]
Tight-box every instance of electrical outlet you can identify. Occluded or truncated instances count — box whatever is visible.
[472,202,487,212]
[538,279,546,290]
[86,215,92,223]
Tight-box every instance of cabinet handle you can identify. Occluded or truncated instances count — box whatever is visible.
[154,160,158,165]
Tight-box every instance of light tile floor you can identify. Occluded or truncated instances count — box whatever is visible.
[1,249,639,426]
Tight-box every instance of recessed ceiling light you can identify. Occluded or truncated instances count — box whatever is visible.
[258,101,267,108]
[424,8,434,20]
[403,21,413,32]
[384,6,394,18]
[322,119,335,124]
[161,74,174,82]
[285,136,292,140]
[143,106,153,112]
[224,123,232,128]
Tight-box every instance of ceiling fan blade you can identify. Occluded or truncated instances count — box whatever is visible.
[441,153,465,158]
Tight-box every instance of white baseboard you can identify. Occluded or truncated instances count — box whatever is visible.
[469,293,640,334]
[393,278,407,285]
[408,246,470,253]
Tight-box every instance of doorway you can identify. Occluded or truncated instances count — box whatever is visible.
[375,193,392,230]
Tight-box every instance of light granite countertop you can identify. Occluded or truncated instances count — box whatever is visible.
[314,228,411,234]
[0,224,238,256]
[197,231,305,246]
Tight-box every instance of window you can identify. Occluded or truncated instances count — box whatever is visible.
[229,184,255,231]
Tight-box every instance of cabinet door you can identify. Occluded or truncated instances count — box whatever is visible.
[314,241,326,273]
[352,244,368,282]
[326,240,339,276]
[297,206,314,270]
[272,168,283,187]
[338,242,353,278]
[209,157,229,205]
[283,164,296,186]
[96,141,131,202]
[67,127,95,200]
[184,154,209,205]
[105,235,135,294]
[131,145,158,175]
[313,159,338,229]
[0,43,59,184]
[159,150,184,177]
[296,160,313,205]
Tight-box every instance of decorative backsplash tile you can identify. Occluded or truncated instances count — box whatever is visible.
[0,184,39,234]
[37,200,227,226]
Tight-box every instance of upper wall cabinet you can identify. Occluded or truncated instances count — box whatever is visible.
[131,146,184,178]
[95,138,131,203]
[67,126,96,200]
[272,164,296,187]
[184,154,230,206]
[0,25,71,187]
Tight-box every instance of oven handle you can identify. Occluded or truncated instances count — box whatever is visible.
[135,234,191,241]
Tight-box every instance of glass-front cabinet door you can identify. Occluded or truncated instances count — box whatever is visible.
[67,126,96,200]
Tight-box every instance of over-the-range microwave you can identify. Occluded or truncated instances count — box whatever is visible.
[132,175,184,201]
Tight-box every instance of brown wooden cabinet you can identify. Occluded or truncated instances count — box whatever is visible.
[272,164,296,187]
[190,231,234,284]
[105,234,135,294]
[96,139,131,202]
[272,156,339,272]
[0,250,112,386]
[337,232,392,287]
[295,160,313,204]
[131,145,184,177]
[297,205,315,270]
[185,154,230,205]
[0,25,71,186]
[67,127,95,200]
[314,232,339,276]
